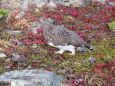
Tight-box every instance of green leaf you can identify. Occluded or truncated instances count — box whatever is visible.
[1,9,10,14]
[0,10,2,13]
[108,22,115,31]
[110,49,115,57]
[104,55,112,62]
[0,13,4,18]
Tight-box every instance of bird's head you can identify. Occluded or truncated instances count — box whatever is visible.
[76,45,94,52]
[84,44,94,50]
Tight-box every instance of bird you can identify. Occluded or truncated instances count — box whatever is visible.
[39,18,93,55]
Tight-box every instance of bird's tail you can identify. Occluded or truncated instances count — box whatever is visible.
[84,43,94,50]
[75,43,94,52]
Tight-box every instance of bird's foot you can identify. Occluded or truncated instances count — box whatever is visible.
[55,50,64,54]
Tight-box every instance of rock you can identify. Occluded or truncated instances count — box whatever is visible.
[0,0,48,10]
[11,80,37,86]
[92,0,115,5]
[9,39,24,45]
[0,48,3,51]
[0,53,7,58]
[93,0,106,4]
[0,0,92,11]
[61,84,71,86]
[29,21,44,34]
[0,40,11,46]
[11,53,26,63]
[46,0,57,9]
[15,11,25,19]
[69,0,92,7]
[0,0,21,10]
[0,0,114,11]
[20,0,47,10]
[0,69,65,86]
[4,30,21,35]
[108,2,115,6]
[88,57,96,63]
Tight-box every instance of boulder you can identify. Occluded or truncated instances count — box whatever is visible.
[0,0,92,11]
[0,53,7,58]
[0,69,65,86]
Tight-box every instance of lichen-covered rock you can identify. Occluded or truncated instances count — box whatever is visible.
[0,0,114,11]
[0,0,46,10]
[0,69,64,86]
[0,0,92,10]
[0,40,11,46]
[93,0,106,4]
[4,30,21,35]
[92,0,115,5]
[69,0,92,7]
[0,53,7,58]
[0,0,21,10]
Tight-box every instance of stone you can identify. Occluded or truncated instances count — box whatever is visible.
[11,80,41,86]
[61,84,71,86]
[11,53,26,63]
[0,0,114,11]
[9,39,24,45]
[4,30,21,35]
[0,53,7,58]
[69,0,92,7]
[0,48,3,51]
[88,57,96,63]
[0,40,11,46]
[46,0,57,9]
[0,0,92,11]
[0,0,48,10]
[0,69,65,86]
[93,0,106,4]
[15,11,25,19]
[92,0,115,5]
[29,21,44,34]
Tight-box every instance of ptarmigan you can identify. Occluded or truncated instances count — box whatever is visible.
[40,18,93,55]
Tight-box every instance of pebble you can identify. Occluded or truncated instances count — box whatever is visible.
[0,53,7,58]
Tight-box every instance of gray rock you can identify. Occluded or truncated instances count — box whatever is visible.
[0,0,51,10]
[9,39,24,45]
[69,0,92,7]
[92,0,115,6]
[88,57,96,63]
[11,53,26,63]
[1,0,114,11]
[0,69,64,86]
[108,2,115,6]
[29,19,53,34]
[0,0,92,10]
[0,53,7,58]
[92,0,106,4]
[29,21,44,34]
[15,11,25,19]
[4,30,21,35]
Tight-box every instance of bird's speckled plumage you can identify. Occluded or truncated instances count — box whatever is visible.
[40,18,93,54]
